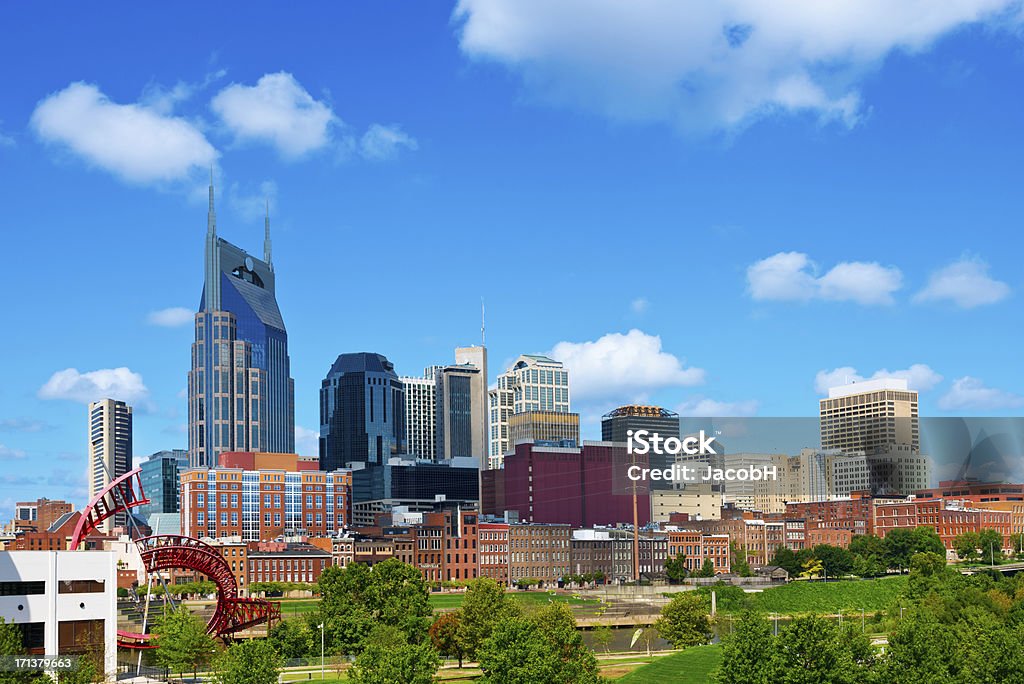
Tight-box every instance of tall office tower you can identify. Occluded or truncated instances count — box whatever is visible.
[88,399,133,532]
[455,346,488,459]
[508,410,580,446]
[820,378,919,454]
[401,367,441,460]
[601,405,681,489]
[188,181,295,468]
[137,450,189,520]
[436,363,486,460]
[320,352,406,471]
[487,355,570,469]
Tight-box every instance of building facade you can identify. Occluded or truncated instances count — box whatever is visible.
[13,499,74,534]
[137,450,189,519]
[88,398,133,532]
[436,363,485,461]
[820,378,919,454]
[401,368,439,461]
[319,353,406,471]
[180,458,352,541]
[188,183,295,468]
[508,411,580,447]
[487,355,570,469]
[508,522,571,586]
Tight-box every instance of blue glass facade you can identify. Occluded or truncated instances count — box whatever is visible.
[188,182,295,468]
[319,353,406,472]
[137,450,188,519]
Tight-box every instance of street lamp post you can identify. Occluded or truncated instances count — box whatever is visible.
[318,622,325,680]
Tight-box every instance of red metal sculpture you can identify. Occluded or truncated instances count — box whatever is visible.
[70,468,280,649]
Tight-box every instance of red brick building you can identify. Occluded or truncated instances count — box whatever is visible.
[248,542,332,585]
[479,521,510,585]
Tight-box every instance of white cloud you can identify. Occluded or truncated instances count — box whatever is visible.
[747,251,902,305]
[147,307,193,327]
[630,297,651,314]
[549,329,705,401]
[30,82,217,183]
[140,69,227,115]
[295,426,320,456]
[0,418,50,433]
[814,363,943,395]
[359,124,419,161]
[211,72,338,158]
[677,397,759,417]
[228,179,278,222]
[38,367,149,405]
[0,445,26,460]
[938,376,1024,411]
[913,256,1011,308]
[454,0,1019,132]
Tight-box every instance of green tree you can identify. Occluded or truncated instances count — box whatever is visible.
[458,577,522,660]
[349,625,440,684]
[590,624,613,654]
[885,528,917,571]
[213,639,282,684]
[978,529,1004,564]
[695,558,717,578]
[665,552,688,583]
[879,610,958,683]
[477,604,600,684]
[953,531,981,561]
[268,619,313,659]
[429,612,466,667]
[0,617,57,684]
[715,611,774,684]
[654,592,711,649]
[152,606,218,679]
[911,526,947,557]
[771,546,801,577]
[812,544,854,578]
[770,615,855,684]
[799,557,824,581]
[907,552,952,599]
[730,541,752,577]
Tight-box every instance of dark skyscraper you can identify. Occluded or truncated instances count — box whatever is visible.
[319,352,406,472]
[188,180,294,468]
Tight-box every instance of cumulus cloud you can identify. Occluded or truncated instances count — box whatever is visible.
[453,0,1019,132]
[359,124,419,161]
[295,426,320,456]
[913,256,1011,308]
[30,82,217,183]
[938,376,1024,411]
[147,307,193,327]
[814,363,943,395]
[0,445,26,460]
[549,329,704,401]
[0,418,51,433]
[747,251,902,305]
[38,367,149,405]
[212,72,338,158]
[677,397,759,417]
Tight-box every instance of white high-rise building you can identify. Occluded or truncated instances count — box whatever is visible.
[487,355,570,469]
[88,398,133,532]
[401,367,441,460]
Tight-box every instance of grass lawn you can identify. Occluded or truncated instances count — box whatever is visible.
[614,645,723,682]
[745,576,908,615]
[429,590,600,611]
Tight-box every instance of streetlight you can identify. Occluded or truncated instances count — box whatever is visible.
[318,622,325,680]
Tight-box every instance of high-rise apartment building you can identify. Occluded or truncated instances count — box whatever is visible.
[436,363,486,461]
[188,181,295,468]
[820,378,919,454]
[88,399,133,532]
[137,450,189,520]
[319,353,406,471]
[487,355,570,469]
[401,367,440,460]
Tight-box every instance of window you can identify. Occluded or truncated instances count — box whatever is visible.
[0,581,45,596]
[58,580,104,594]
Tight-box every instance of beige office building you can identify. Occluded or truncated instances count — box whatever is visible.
[508,410,580,446]
[820,378,919,454]
[88,398,133,532]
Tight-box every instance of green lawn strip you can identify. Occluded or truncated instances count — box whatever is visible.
[745,576,907,615]
[615,645,723,683]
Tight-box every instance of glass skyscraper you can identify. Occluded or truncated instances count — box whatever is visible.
[188,180,295,468]
[137,449,188,519]
[319,352,406,472]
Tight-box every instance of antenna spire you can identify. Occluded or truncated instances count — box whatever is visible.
[264,199,273,270]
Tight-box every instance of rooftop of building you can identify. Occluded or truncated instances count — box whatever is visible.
[602,405,679,419]
[825,377,911,399]
[248,543,332,557]
[325,352,397,378]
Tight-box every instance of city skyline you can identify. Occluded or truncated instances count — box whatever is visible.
[2,3,1024,509]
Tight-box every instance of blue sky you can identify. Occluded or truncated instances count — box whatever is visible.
[1,2,1023,508]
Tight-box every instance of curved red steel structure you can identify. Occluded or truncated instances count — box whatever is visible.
[71,468,280,649]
